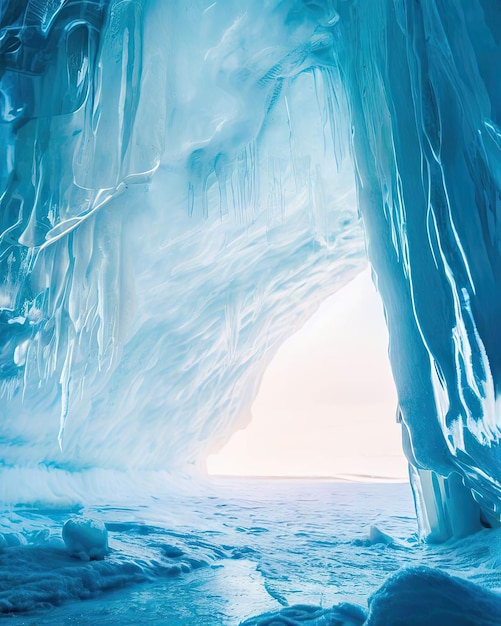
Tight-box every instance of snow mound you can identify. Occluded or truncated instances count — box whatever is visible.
[244,566,501,626]
[366,566,501,626]
[63,518,108,561]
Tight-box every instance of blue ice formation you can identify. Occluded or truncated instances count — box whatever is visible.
[0,0,365,483]
[62,518,108,561]
[346,1,501,541]
[0,1,501,541]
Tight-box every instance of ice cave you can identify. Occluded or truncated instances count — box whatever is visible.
[1,0,501,624]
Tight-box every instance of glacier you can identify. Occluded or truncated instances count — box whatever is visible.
[1,0,501,623]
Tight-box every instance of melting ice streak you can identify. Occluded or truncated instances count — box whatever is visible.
[1,0,501,620]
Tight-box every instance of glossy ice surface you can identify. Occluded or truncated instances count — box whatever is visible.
[0,0,364,478]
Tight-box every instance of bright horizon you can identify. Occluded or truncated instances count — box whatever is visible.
[207,269,408,481]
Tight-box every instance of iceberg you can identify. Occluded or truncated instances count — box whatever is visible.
[1,1,501,620]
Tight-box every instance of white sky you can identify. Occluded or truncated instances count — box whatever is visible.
[207,269,408,480]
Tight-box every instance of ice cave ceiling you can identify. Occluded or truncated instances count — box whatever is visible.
[0,0,501,538]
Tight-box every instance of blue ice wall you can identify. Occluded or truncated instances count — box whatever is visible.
[0,1,364,495]
[337,0,501,531]
[1,0,501,536]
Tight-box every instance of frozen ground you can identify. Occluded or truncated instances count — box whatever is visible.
[1,479,501,624]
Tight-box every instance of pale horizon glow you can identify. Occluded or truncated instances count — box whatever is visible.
[207,269,408,481]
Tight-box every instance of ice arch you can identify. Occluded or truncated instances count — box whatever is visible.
[208,269,407,481]
[1,0,500,541]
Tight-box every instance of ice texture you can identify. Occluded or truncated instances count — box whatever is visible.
[0,0,364,487]
[240,603,367,626]
[340,0,501,537]
[1,0,501,541]
[365,567,501,626]
[0,480,500,621]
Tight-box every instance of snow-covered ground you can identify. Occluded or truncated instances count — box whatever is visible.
[1,479,501,624]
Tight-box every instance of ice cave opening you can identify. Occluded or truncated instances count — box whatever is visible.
[207,268,407,481]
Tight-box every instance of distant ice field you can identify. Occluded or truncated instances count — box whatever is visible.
[2,479,501,624]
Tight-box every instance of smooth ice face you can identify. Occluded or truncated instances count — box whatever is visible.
[1,0,501,538]
[337,0,501,532]
[0,1,364,491]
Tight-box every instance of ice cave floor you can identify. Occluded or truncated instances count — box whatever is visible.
[1,479,501,625]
